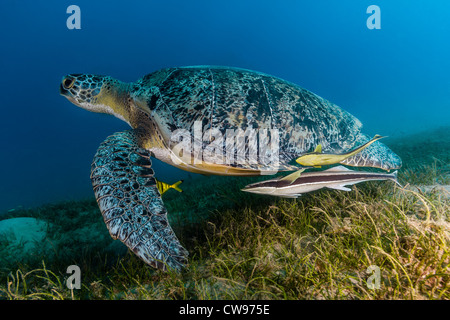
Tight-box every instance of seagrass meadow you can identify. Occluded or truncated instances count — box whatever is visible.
[0,126,449,300]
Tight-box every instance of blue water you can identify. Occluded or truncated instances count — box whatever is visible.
[1,0,449,213]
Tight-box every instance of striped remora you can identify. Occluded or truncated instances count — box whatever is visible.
[242,165,400,198]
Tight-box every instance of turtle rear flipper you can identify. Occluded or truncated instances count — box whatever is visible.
[90,130,188,271]
[340,133,402,171]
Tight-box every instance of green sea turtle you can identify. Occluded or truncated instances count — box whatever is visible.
[60,66,402,271]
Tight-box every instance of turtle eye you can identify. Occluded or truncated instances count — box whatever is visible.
[62,77,75,89]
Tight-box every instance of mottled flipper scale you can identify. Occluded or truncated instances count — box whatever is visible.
[90,130,188,271]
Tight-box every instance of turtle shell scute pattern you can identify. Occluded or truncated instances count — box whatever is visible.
[135,67,363,168]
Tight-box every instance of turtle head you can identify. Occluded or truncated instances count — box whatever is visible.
[60,74,131,125]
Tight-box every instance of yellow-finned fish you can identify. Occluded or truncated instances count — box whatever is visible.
[155,179,183,195]
[295,134,385,168]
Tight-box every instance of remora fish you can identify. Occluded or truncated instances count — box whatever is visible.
[295,134,385,168]
[242,165,399,198]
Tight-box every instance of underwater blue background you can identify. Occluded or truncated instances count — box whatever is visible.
[1,0,449,214]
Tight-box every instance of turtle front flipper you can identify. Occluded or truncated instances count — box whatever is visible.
[90,130,188,271]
